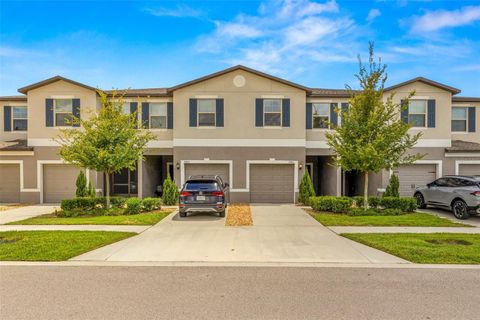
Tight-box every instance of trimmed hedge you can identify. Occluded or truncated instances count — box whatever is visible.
[142,197,161,211]
[309,196,417,214]
[60,196,163,215]
[347,208,405,216]
[125,198,142,215]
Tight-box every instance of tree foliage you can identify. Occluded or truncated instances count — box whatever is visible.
[299,171,315,205]
[384,174,400,198]
[326,42,423,209]
[56,91,154,207]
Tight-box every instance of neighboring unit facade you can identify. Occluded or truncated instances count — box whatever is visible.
[1,65,479,204]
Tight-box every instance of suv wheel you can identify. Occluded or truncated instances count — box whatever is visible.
[415,193,426,209]
[179,212,187,218]
[219,210,225,218]
[452,200,470,220]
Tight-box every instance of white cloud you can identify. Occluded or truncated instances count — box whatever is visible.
[451,64,480,72]
[144,4,204,18]
[367,9,381,22]
[409,6,480,32]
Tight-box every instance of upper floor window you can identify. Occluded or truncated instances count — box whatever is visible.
[12,106,27,131]
[312,103,329,129]
[197,99,216,127]
[408,100,427,127]
[263,99,282,127]
[150,103,167,129]
[54,99,73,126]
[451,107,467,132]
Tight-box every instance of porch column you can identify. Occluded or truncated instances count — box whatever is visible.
[137,159,143,199]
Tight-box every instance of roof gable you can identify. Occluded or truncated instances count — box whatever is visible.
[18,76,97,94]
[168,65,310,93]
[384,77,461,94]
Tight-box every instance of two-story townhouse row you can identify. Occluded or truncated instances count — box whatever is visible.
[1,65,479,204]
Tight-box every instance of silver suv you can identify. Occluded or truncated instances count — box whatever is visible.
[414,175,480,219]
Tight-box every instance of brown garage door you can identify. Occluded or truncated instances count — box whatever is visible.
[184,163,229,184]
[250,164,294,203]
[0,164,20,203]
[43,164,80,203]
[459,164,480,176]
[393,164,437,197]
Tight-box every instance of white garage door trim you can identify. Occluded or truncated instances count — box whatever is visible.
[180,160,233,189]
[455,160,480,175]
[38,160,89,204]
[390,160,442,179]
[0,160,38,192]
[246,160,299,200]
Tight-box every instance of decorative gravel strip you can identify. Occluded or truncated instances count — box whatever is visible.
[225,204,253,226]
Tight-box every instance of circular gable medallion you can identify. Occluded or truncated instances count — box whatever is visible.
[233,75,246,87]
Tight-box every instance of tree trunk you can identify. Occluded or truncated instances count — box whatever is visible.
[105,172,110,209]
[363,171,369,210]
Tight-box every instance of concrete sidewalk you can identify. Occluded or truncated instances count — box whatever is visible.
[330,226,480,234]
[0,225,147,233]
[72,204,408,264]
[0,205,58,224]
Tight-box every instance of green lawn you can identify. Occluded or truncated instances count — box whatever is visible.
[0,231,136,261]
[342,233,480,264]
[308,210,470,227]
[7,211,172,225]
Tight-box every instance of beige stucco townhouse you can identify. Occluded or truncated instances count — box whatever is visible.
[1,65,479,204]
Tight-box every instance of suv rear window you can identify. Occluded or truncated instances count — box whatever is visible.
[184,180,220,191]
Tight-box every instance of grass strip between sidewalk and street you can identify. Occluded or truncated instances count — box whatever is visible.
[7,210,172,226]
[306,209,471,227]
[342,233,480,264]
[0,231,136,261]
[226,204,253,226]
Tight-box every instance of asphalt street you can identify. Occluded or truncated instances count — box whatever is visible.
[1,266,479,320]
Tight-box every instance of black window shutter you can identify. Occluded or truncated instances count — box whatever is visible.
[306,103,312,129]
[468,107,476,132]
[216,99,224,127]
[330,103,338,127]
[427,100,436,128]
[4,106,11,131]
[130,102,138,128]
[282,99,290,127]
[72,98,80,127]
[46,99,54,127]
[400,99,409,124]
[189,99,197,127]
[255,98,263,127]
[167,102,173,129]
[141,102,149,128]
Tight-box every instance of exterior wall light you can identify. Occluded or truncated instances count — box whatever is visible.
[176,162,180,170]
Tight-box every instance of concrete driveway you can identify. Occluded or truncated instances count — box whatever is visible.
[418,208,480,227]
[73,204,406,264]
[0,205,59,224]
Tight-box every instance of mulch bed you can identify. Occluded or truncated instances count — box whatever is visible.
[225,204,253,226]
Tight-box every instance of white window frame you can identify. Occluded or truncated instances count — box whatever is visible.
[263,99,282,127]
[312,103,330,129]
[408,100,427,128]
[54,99,73,127]
[149,103,168,129]
[197,99,216,127]
[451,106,468,133]
[12,106,28,131]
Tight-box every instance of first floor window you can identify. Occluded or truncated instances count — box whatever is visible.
[150,103,167,129]
[198,99,216,127]
[54,99,73,126]
[264,99,282,126]
[451,107,467,132]
[121,103,131,115]
[312,103,329,128]
[12,106,27,131]
[408,100,427,127]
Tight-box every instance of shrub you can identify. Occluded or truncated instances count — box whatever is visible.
[367,196,382,208]
[347,208,405,216]
[87,181,96,197]
[109,196,127,208]
[298,171,315,205]
[142,197,161,211]
[380,197,417,212]
[162,174,179,206]
[125,198,142,215]
[384,174,400,198]
[352,196,365,208]
[75,171,88,197]
[310,196,353,213]
[60,197,97,211]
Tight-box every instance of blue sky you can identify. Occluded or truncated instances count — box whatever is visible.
[1,0,479,96]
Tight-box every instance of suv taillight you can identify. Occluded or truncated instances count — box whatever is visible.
[471,191,480,197]
[211,191,224,197]
[180,191,192,197]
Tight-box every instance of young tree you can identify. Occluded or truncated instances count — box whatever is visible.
[162,174,179,206]
[56,91,154,208]
[299,171,315,205]
[75,170,87,197]
[326,42,423,209]
[384,174,400,198]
